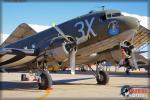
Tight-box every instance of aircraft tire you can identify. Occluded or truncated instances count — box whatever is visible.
[96,70,109,85]
[38,70,52,90]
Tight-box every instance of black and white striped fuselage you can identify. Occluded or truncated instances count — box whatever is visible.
[0,48,36,68]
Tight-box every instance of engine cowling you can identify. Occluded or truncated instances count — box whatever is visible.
[50,37,77,62]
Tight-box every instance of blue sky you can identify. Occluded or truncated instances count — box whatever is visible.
[1,1,149,58]
[2,1,149,35]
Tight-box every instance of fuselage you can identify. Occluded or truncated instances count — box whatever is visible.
[0,10,139,68]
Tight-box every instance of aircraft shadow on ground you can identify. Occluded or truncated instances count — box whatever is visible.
[0,77,95,90]
[53,77,95,85]
[51,70,93,75]
[0,72,149,90]
[52,71,150,78]
[0,81,38,91]
[109,72,150,78]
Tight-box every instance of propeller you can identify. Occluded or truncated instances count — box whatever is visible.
[119,31,139,70]
[52,23,72,43]
[64,38,77,75]
[52,24,77,75]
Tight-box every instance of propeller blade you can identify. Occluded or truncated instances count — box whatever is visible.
[134,51,148,54]
[131,31,136,43]
[130,32,139,69]
[52,24,77,75]
[53,24,72,43]
[131,50,138,69]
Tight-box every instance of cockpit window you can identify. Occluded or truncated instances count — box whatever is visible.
[112,13,121,17]
[100,12,121,21]
[107,13,111,18]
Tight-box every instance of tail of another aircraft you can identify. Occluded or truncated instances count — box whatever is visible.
[1,23,37,47]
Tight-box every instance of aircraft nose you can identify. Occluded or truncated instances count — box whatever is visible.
[107,16,139,36]
[119,16,140,30]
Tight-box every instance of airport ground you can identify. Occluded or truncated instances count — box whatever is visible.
[0,67,149,100]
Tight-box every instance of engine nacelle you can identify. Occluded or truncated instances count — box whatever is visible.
[49,37,77,62]
[51,42,68,61]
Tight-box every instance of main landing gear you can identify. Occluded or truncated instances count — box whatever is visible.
[88,63,109,85]
[125,69,130,75]
[37,69,53,90]
[96,70,109,85]
[33,61,53,90]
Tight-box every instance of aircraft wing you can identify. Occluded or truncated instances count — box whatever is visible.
[133,25,150,49]
[0,48,35,56]
[0,48,36,67]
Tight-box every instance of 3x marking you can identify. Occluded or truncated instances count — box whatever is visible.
[74,17,97,41]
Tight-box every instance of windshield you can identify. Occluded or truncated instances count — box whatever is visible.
[112,13,121,17]
[106,13,121,19]
[100,12,122,21]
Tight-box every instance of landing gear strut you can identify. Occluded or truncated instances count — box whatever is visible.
[35,61,53,90]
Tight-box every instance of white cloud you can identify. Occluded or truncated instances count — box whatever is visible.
[3,33,9,42]
[0,33,9,43]
[122,12,150,30]
[28,24,51,32]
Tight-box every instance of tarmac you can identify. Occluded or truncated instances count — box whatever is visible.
[0,68,149,100]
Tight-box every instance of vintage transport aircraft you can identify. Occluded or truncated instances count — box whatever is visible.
[0,9,148,89]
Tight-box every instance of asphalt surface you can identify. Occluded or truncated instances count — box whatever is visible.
[0,69,149,100]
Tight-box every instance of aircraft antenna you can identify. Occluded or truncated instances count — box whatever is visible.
[102,6,105,10]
